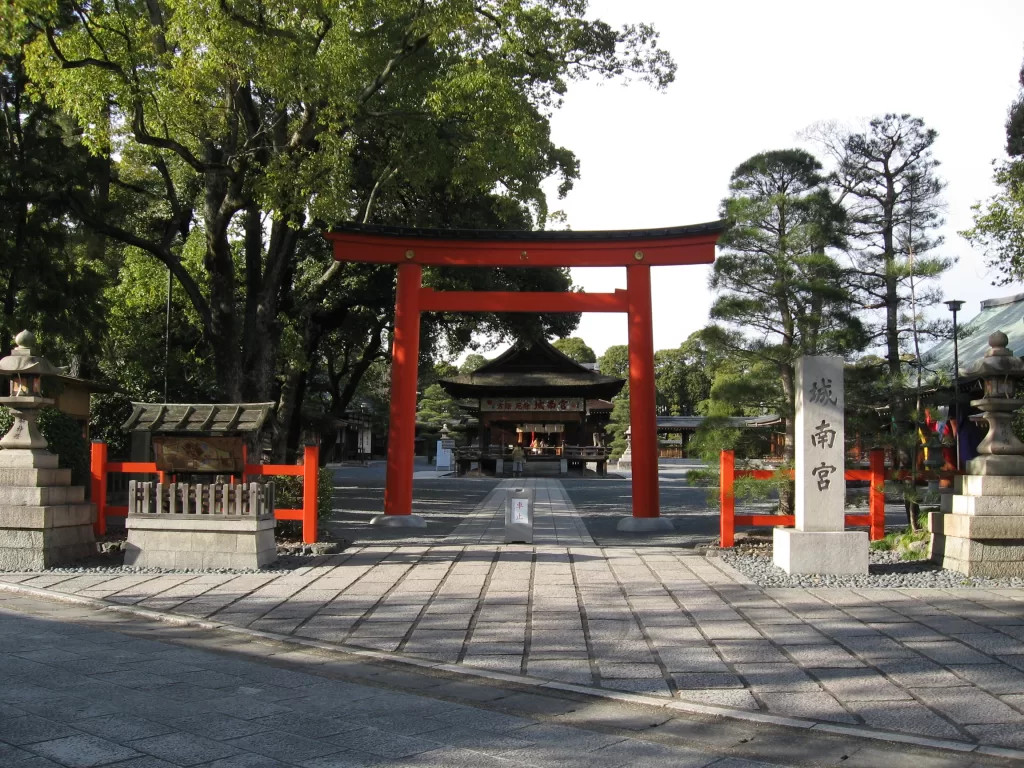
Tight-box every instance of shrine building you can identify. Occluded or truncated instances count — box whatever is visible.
[438,338,624,476]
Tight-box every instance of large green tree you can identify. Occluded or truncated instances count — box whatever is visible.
[963,59,1024,284]
[553,336,596,364]
[708,149,864,512]
[16,0,674,454]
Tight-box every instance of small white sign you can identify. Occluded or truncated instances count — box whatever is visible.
[511,499,530,524]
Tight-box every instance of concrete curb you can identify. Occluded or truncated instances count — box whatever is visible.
[1,578,1021,762]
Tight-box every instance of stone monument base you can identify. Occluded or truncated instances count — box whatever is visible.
[616,516,674,532]
[370,513,427,528]
[773,529,869,575]
[929,511,1024,578]
[0,450,95,570]
[125,515,276,570]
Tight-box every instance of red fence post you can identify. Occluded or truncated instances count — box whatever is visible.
[90,441,108,536]
[302,444,319,544]
[869,448,886,541]
[720,449,735,547]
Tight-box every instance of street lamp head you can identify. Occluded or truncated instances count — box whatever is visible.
[944,299,965,313]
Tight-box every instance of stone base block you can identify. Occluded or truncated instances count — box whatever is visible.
[125,515,276,570]
[930,534,1024,577]
[929,511,1024,539]
[955,474,1024,497]
[942,492,1024,515]
[772,529,868,575]
[0,467,71,487]
[0,450,58,469]
[616,516,674,532]
[966,455,1024,476]
[0,520,95,570]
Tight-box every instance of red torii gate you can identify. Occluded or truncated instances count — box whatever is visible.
[326,221,725,531]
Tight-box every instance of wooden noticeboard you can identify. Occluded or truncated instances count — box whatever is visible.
[152,437,245,474]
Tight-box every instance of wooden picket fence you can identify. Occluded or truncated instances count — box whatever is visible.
[718,449,886,547]
[90,443,319,543]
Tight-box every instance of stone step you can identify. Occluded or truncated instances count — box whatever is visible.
[0,467,72,487]
[929,510,1024,540]
[956,474,1024,496]
[0,485,84,506]
[941,493,1024,516]
[0,503,95,529]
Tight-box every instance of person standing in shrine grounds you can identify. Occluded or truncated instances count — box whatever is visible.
[511,445,525,477]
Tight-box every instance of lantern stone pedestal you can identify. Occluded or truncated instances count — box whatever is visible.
[0,332,95,570]
[929,332,1024,577]
[0,447,95,570]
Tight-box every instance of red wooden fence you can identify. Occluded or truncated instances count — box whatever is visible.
[719,448,886,547]
[90,443,319,543]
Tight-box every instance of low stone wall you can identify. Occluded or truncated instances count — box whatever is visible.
[124,514,276,570]
[124,480,276,570]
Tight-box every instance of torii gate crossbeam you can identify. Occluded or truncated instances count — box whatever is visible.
[326,221,726,532]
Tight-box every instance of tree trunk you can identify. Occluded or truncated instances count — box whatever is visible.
[779,363,796,516]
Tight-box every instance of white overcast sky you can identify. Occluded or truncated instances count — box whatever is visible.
[510,0,1024,359]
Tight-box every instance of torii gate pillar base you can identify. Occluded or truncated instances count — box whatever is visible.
[372,514,427,528]
[617,516,674,533]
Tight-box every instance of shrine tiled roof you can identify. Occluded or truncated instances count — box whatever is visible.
[440,338,625,400]
[122,402,275,435]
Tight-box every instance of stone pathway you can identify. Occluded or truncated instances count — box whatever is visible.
[4,591,1013,768]
[446,479,594,546]
[6,544,1024,755]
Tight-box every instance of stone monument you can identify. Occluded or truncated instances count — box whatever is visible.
[773,356,868,575]
[929,331,1024,577]
[0,331,95,569]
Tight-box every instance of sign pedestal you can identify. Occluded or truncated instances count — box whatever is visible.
[773,356,867,575]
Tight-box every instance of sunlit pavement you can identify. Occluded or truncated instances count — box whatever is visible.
[3,474,1024,761]
[0,589,1017,768]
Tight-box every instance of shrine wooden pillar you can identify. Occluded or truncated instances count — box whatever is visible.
[621,264,671,531]
[379,262,426,527]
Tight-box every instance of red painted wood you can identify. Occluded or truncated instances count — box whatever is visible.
[735,514,795,527]
[720,449,735,547]
[303,445,318,543]
[869,449,886,541]
[627,265,660,519]
[90,442,108,536]
[384,263,422,517]
[275,509,303,520]
[106,462,159,473]
[419,288,628,314]
[327,232,720,268]
[245,464,304,477]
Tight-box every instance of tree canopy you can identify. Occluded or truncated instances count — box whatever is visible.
[4,0,674,458]
[552,336,596,364]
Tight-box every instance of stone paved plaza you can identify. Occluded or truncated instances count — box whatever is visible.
[3,479,1024,761]
[5,590,1017,768]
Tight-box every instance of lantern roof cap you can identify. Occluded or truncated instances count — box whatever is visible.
[0,330,62,378]
[961,330,1024,381]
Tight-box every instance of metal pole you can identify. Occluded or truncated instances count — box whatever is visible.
[952,308,960,470]
[164,267,172,403]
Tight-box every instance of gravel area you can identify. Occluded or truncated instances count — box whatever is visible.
[721,547,1024,589]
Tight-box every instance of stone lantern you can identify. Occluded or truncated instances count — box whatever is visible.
[929,330,1024,577]
[0,330,62,452]
[0,330,95,569]
[958,331,1024,476]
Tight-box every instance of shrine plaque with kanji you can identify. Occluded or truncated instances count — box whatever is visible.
[795,356,845,532]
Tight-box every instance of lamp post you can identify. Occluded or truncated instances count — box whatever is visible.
[944,299,965,469]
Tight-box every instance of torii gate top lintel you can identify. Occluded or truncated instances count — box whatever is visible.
[326,220,726,268]
[323,220,726,528]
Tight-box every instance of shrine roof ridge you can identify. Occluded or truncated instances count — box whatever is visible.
[328,220,727,242]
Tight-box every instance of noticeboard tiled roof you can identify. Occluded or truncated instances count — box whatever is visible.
[122,403,275,434]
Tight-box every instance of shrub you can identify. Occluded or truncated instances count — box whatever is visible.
[272,466,336,539]
[0,406,89,486]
